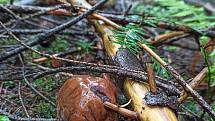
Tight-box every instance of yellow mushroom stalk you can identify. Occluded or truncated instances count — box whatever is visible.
[67,0,178,120]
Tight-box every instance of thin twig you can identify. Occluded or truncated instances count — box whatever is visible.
[3,4,70,26]
[139,43,215,119]
[151,31,185,45]
[0,29,93,35]
[18,53,55,106]
[18,81,30,118]
[33,47,81,63]
[179,67,208,103]
[18,54,30,118]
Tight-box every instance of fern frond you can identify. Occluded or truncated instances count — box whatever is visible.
[134,0,215,29]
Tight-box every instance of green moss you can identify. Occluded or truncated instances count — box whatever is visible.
[35,102,56,118]
[34,77,56,92]
[51,37,69,52]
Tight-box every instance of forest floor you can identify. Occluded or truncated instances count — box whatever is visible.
[0,0,215,121]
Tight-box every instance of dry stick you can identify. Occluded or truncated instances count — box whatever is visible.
[0,0,108,62]
[18,54,31,118]
[179,67,208,103]
[104,102,138,119]
[3,4,70,26]
[0,5,22,36]
[33,66,147,83]
[33,47,81,63]
[32,65,178,97]
[140,43,215,119]
[80,11,188,46]
[151,31,185,45]
[0,4,69,39]
[146,62,157,94]
[47,6,121,28]
[0,29,94,36]
[31,65,178,98]
[180,105,201,119]
[18,81,30,118]
[30,61,74,77]
[1,4,72,15]
[1,5,59,13]
[2,7,186,46]
[79,8,120,29]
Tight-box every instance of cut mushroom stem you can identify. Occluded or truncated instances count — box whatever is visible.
[104,101,139,119]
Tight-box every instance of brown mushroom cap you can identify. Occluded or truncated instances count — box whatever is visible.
[57,75,117,121]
